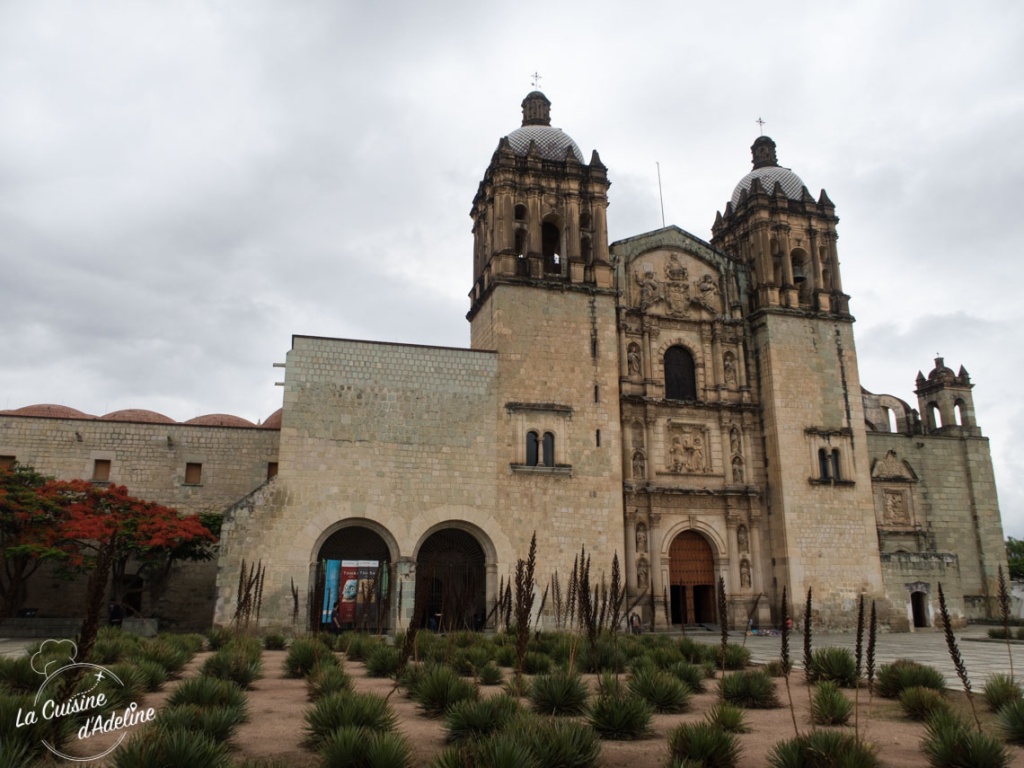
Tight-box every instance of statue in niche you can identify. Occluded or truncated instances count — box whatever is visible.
[635,522,648,553]
[723,352,737,386]
[732,456,744,483]
[636,558,649,589]
[627,343,642,377]
[632,451,646,481]
[669,436,685,472]
[730,427,741,456]
[635,269,661,309]
[692,437,704,472]
[737,524,749,553]
[740,559,752,589]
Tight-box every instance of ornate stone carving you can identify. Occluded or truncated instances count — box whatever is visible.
[693,273,720,312]
[871,449,918,482]
[723,351,737,387]
[884,490,910,525]
[740,559,752,588]
[737,524,749,553]
[730,427,741,456]
[732,456,744,483]
[627,343,642,377]
[666,424,710,474]
[632,450,646,481]
[635,522,648,553]
[635,267,661,310]
[636,557,649,589]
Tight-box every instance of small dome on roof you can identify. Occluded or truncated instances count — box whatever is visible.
[1,404,95,419]
[100,409,176,424]
[184,413,256,428]
[502,91,585,163]
[261,408,283,429]
[730,135,807,206]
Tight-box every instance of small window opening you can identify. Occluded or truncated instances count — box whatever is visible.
[514,229,526,258]
[929,403,942,429]
[542,222,561,274]
[596,429,601,447]
[579,212,592,229]
[954,401,964,426]
[883,406,897,433]
[526,431,540,467]
[664,346,697,400]
[818,449,830,480]
[0,456,15,471]
[92,459,111,483]
[184,462,203,485]
[831,449,841,481]
[542,432,555,467]
[594,385,599,403]
[581,236,592,263]
[514,204,527,221]
[267,462,279,480]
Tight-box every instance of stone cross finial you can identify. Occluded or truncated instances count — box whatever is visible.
[531,71,542,88]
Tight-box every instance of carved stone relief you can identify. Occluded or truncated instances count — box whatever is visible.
[636,557,649,589]
[666,424,710,474]
[635,522,648,553]
[723,351,737,387]
[732,456,744,483]
[730,427,742,456]
[627,343,642,378]
[884,490,910,525]
[632,450,646,481]
[740,559,752,588]
[737,524,749,553]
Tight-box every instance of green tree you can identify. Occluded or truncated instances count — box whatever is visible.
[0,464,70,618]
[1007,538,1024,581]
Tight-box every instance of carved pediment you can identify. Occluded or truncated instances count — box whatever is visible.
[871,449,918,482]
[630,249,722,317]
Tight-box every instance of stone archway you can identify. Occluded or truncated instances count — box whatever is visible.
[314,524,393,633]
[415,528,487,632]
[668,530,717,626]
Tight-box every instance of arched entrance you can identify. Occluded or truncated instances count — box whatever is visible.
[911,591,929,629]
[669,530,717,626]
[314,525,392,633]
[416,528,486,631]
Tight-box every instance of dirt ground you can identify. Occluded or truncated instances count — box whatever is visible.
[75,649,1024,767]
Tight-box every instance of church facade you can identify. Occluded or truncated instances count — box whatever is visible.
[0,92,1006,632]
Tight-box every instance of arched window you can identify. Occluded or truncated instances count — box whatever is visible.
[542,222,561,274]
[514,229,526,258]
[883,406,897,433]
[542,432,555,467]
[929,403,942,429]
[954,400,965,426]
[579,212,592,230]
[664,346,696,400]
[526,431,539,466]
[831,449,841,481]
[581,235,592,263]
[818,449,830,480]
[514,204,527,221]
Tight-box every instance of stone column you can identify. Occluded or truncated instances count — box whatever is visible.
[711,325,724,402]
[648,513,663,627]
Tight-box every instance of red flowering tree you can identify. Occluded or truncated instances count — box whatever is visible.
[0,464,71,618]
[44,480,215,661]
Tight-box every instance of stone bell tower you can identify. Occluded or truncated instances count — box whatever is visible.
[712,137,886,626]
[467,92,624,597]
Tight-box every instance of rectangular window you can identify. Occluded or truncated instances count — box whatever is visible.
[184,462,203,485]
[92,459,111,482]
[267,462,279,480]
[0,456,15,471]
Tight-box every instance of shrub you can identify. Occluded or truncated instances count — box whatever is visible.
[284,637,337,678]
[875,658,946,699]
[628,667,690,713]
[341,632,380,662]
[234,760,292,768]
[988,627,1012,639]
[922,708,1009,768]
[201,647,262,689]
[474,733,537,768]
[366,645,403,678]
[587,694,652,740]
[263,632,287,650]
[206,627,234,651]
[495,645,518,668]
[307,663,353,700]
[444,695,521,743]
[899,686,950,721]
[810,680,853,726]
[113,726,232,768]
[768,731,879,768]
[522,650,552,675]
[414,664,479,717]
[596,671,624,699]
[715,644,751,671]
[667,721,741,768]
[479,662,504,686]
[155,703,248,742]
[100,662,149,709]
[132,659,168,692]
[0,691,75,761]
[166,676,248,711]
[162,633,206,654]
[129,639,191,675]
[529,670,590,716]
[983,674,1023,712]
[807,646,858,688]
[763,659,786,678]
[679,637,713,664]
[0,657,46,694]
[719,669,781,709]
[667,661,706,693]
[999,697,1024,744]
[704,702,749,733]
[303,691,397,748]
[320,725,413,768]
[514,716,601,768]
[1017,626,1024,641]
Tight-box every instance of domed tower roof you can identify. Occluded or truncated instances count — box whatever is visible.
[503,91,584,162]
[730,136,807,205]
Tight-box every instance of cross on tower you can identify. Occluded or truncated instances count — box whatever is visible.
[531,71,542,88]
[756,117,766,135]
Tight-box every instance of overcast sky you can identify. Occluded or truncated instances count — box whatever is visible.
[2,1,1022,536]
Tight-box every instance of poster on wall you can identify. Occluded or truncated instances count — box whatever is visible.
[320,559,341,623]
[339,560,360,623]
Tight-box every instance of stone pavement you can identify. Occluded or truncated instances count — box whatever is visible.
[684,625,1017,687]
